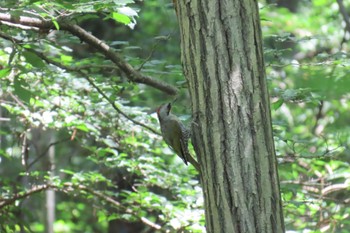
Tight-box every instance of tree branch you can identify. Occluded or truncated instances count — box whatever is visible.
[83,76,160,135]
[0,184,51,209]
[0,32,160,135]
[0,12,178,95]
[337,0,350,34]
[36,49,160,134]
[0,183,163,231]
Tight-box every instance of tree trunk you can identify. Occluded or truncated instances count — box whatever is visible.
[175,0,285,232]
[46,134,56,233]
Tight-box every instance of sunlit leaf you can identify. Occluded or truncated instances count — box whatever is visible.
[0,67,11,78]
[111,12,131,25]
[272,99,284,110]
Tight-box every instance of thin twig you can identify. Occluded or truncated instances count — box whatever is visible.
[277,145,343,161]
[137,39,163,71]
[27,137,71,170]
[8,92,28,110]
[84,76,160,135]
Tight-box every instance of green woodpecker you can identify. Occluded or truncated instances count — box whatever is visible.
[156,103,190,165]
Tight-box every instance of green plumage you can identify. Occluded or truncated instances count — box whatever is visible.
[157,103,190,165]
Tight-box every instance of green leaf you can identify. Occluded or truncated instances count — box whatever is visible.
[22,51,46,68]
[60,54,73,63]
[76,124,89,132]
[107,213,119,221]
[103,138,119,148]
[60,169,75,175]
[52,18,60,30]
[8,47,17,65]
[272,99,284,110]
[14,76,32,104]
[111,12,131,25]
[9,11,21,21]
[0,67,11,78]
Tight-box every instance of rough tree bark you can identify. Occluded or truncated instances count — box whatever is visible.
[175,0,285,232]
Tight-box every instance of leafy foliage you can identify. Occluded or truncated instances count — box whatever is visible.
[262,0,350,231]
[0,0,201,232]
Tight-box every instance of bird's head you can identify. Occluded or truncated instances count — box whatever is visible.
[156,103,172,120]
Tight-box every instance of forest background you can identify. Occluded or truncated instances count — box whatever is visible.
[0,0,350,232]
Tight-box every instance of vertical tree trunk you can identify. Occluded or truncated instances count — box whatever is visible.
[46,134,55,233]
[175,0,285,232]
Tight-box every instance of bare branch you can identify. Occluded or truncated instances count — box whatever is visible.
[137,37,166,71]
[0,12,52,28]
[0,12,178,95]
